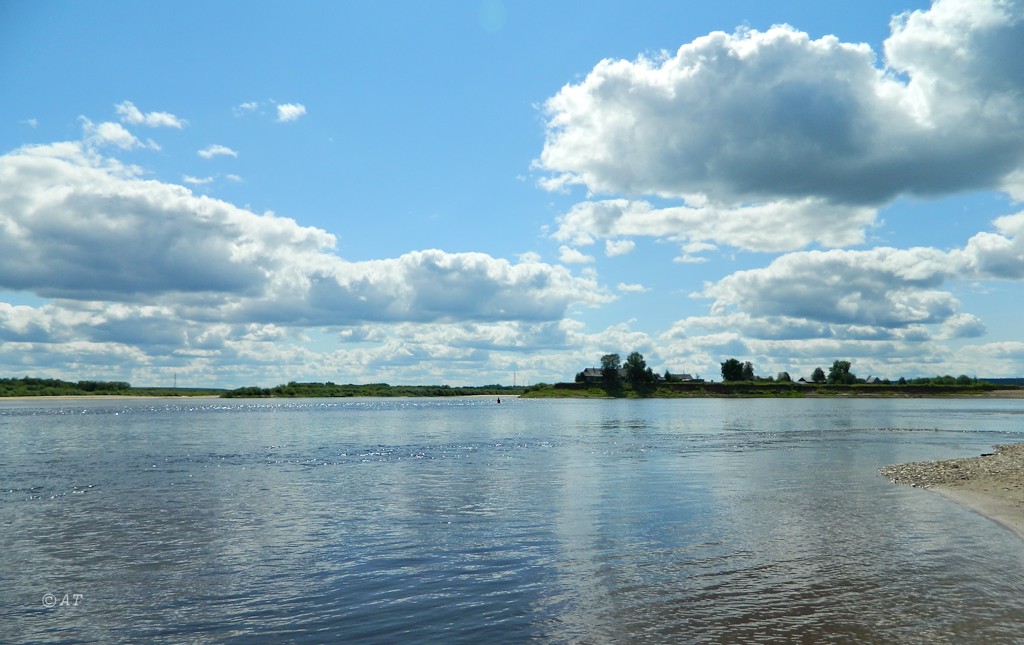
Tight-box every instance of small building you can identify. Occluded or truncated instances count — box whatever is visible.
[666,372,698,382]
[579,367,701,384]
[580,368,604,383]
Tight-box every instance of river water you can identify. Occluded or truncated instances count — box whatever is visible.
[2,396,1024,643]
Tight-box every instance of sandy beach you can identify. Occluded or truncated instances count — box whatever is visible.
[881,443,1024,539]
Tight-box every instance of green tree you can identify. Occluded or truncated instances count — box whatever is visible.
[777,371,792,383]
[624,351,651,383]
[811,367,826,383]
[741,361,755,381]
[600,353,622,383]
[721,358,744,381]
[828,360,856,384]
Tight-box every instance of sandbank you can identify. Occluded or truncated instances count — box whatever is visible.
[977,389,1024,399]
[881,443,1024,540]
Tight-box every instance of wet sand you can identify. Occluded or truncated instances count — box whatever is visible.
[881,443,1024,539]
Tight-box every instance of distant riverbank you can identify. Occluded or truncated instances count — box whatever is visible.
[0,377,525,399]
[2,375,1021,400]
[520,381,1024,399]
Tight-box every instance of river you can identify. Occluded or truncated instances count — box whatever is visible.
[2,397,1023,643]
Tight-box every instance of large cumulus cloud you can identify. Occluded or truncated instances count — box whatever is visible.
[0,142,610,324]
[553,198,876,252]
[701,247,962,328]
[537,0,1024,250]
[679,208,1024,373]
[0,133,613,385]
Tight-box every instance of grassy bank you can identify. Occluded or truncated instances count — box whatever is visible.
[520,381,1019,399]
[0,377,225,398]
[221,382,526,398]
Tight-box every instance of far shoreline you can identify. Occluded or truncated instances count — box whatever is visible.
[2,388,1023,400]
[520,383,1024,399]
[0,394,224,401]
[0,393,520,401]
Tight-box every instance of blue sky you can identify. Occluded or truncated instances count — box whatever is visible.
[2,0,1023,387]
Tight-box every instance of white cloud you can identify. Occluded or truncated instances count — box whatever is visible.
[648,205,1024,378]
[884,0,1024,129]
[604,239,635,257]
[701,247,962,328]
[1004,169,1024,202]
[541,2,1024,205]
[673,255,709,265]
[558,245,595,264]
[939,313,987,339]
[674,241,717,264]
[554,198,874,252]
[80,118,149,150]
[276,103,307,122]
[537,0,1024,254]
[617,283,649,294]
[182,175,214,185]
[960,211,1024,279]
[234,101,260,116]
[115,101,185,128]
[0,141,611,325]
[0,137,617,386]
[198,144,238,159]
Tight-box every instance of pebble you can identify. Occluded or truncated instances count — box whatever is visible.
[881,443,1024,489]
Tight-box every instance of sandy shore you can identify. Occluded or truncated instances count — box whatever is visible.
[881,443,1024,539]
[976,389,1024,398]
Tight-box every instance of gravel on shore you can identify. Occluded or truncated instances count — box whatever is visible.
[881,443,1024,538]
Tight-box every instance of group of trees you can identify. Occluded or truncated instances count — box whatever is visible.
[721,359,857,384]
[720,359,755,382]
[578,353,989,389]
[588,354,881,387]
[596,352,657,385]
[0,377,131,397]
[222,382,524,398]
[719,359,982,386]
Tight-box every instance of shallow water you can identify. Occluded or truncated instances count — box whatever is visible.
[2,397,1024,643]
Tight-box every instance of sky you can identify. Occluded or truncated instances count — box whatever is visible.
[1,0,1023,388]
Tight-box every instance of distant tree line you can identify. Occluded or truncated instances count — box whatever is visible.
[222,381,525,398]
[0,377,131,397]
[720,359,982,386]
[575,352,658,386]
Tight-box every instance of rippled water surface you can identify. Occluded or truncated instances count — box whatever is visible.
[3,397,1024,643]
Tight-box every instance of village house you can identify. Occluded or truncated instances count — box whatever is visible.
[578,368,703,384]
